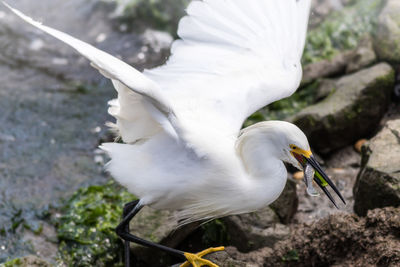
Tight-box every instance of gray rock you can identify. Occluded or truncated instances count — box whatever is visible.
[346,35,377,74]
[130,207,199,266]
[302,35,377,84]
[354,119,400,216]
[204,250,256,267]
[270,179,299,224]
[302,51,352,84]
[222,206,289,252]
[309,0,346,28]
[292,63,395,154]
[374,0,400,64]
[315,79,336,102]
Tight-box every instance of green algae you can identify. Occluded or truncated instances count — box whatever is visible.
[56,181,135,267]
[282,249,299,262]
[302,0,384,64]
[201,219,230,247]
[2,256,53,267]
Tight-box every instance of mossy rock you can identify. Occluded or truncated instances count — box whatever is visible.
[373,0,400,63]
[302,0,384,65]
[2,255,52,267]
[56,181,135,267]
[222,206,288,253]
[354,119,400,216]
[292,63,395,154]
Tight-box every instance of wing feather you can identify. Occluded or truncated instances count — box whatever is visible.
[144,0,311,156]
[3,2,177,142]
[5,0,311,158]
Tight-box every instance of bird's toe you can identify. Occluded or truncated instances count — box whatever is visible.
[180,246,224,267]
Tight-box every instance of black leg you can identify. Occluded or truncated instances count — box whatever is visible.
[116,199,187,267]
[122,200,140,267]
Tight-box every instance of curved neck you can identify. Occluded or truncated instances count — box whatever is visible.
[235,125,288,207]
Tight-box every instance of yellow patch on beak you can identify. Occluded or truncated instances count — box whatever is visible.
[290,145,312,159]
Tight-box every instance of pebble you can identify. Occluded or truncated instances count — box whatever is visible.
[0,133,15,142]
[354,139,367,153]
[293,171,304,180]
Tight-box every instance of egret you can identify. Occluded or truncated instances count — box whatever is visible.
[4,1,346,266]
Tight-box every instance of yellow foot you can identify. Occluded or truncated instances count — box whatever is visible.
[180,246,225,267]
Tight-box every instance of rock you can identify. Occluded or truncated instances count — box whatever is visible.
[395,66,400,102]
[222,206,289,252]
[0,133,15,142]
[302,51,352,84]
[270,179,299,224]
[353,119,400,216]
[346,35,377,73]
[293,171,304,180]
[2,255,52,267]
[315,79,336,101]
[56,181,135,266]
[302,0,383,66]
[228,207,400,267]
[309,0,346,29]
[204,250,256,267]
[302,35,377,84]
[130,207,200,266]
[292,63,395,154]
[374,0,400,63]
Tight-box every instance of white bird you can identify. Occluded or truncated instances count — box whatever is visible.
[4,1,346,266]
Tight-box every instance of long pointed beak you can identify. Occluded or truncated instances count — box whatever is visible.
[306,156,346,208]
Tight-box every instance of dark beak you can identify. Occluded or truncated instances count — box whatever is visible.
[306,156,346,208]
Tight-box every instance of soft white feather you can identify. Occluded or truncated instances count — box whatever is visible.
[144,0,311,157]
[5,0,312,222]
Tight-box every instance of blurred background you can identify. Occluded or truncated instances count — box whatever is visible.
[0,0,399,266]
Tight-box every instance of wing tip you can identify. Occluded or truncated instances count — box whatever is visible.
[2,1,44,27]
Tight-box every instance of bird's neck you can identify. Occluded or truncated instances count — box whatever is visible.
[235,126,288,206]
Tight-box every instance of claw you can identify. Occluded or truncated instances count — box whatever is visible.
[180,246,225,267]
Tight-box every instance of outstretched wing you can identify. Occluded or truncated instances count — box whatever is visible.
[144,0,311,156]
[5,0,311,158]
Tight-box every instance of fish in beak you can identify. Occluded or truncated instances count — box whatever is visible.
[291,147,346,208]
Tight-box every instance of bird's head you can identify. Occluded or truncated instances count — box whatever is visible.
[276,121,346,208]
[239,121,345,208]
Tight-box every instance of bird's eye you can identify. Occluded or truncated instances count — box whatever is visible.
[291,145,297,150]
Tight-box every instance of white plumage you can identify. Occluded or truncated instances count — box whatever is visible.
[4,0,315,224]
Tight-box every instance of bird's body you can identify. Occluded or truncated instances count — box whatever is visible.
[4,1,346,265]
[102,121,300,223]
[99,0,310,223]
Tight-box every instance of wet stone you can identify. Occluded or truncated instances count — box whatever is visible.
[354,119,400,216]
[292,63,395,154]
[374,0,400,64]
[222,206,289,252]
